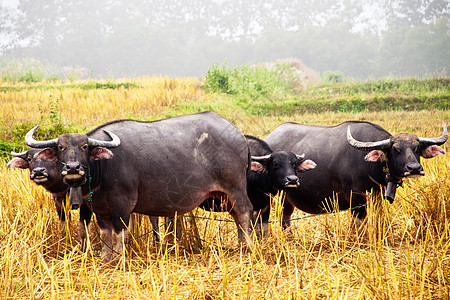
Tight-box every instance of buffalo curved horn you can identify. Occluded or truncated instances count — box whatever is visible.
[25,125,58,148]
[347,126,391,151]
[418,122,448,146]
[87,130,121,148]
[11,150,28,157]
[296,153,305,160]
[251,154,271,162]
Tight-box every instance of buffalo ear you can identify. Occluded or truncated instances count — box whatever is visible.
[7,157,29,169]
[296,159,317,172]
[365,150,386,162]
[35,148,57,161]
[421,145,445,158]
[90,147,114,161]
[250,161,268,174]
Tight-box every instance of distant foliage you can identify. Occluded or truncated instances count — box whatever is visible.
[322,71,345,83]
[204,63,235,93]
[0,57,89,82]
[10,96,69,147]
[0,140,19,159]
[204,59,320,100]
[0,58,45,83]
[0,81,139,92]
[202,61,449,116]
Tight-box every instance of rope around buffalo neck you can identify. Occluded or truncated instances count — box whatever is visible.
[86,166,93,203]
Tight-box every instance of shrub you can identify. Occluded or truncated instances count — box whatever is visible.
[204,59,320,102]
[322,71,345,83]
[204,63,235,94]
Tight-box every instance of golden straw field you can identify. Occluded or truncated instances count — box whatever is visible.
[0,77,449,299]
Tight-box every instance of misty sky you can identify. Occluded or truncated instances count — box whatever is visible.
[0,0,448,79]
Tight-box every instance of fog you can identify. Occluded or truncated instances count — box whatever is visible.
[0,0,449,79]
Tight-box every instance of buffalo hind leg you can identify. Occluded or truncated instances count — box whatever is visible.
[228,190,253,247]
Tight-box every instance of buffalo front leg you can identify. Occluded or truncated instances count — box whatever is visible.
[53,193,67,237]
[252,204,271,238]
[163,216,183,247]
[78,204,93,252]
[96,216,116,262]
[350,194,368,229]
[149,216,160,244]
[282,198,295,229]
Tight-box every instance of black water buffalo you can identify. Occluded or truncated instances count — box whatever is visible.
[200,135,316,235]
[264,121,447,226]
[24,111,253,261]
[8,148,159,247]
[7,148,93,248]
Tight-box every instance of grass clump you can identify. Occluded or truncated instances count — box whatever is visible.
[322,70,345,83]
[204,59,320,99]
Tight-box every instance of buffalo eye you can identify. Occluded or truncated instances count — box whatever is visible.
[81,144,89,151]
[58,145,65,151]
[393,145,401,154]
[27,157,32,162]
[272,162,280,169]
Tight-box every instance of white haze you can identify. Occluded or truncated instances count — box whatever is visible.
[0,0,448,79]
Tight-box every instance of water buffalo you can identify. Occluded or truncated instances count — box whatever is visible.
[7,148,93,247]
[199,135,316,235]
[247,135,317,234]
[264,121,447,226]
[24,111,253,261]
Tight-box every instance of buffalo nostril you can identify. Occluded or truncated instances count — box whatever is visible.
[286,175,299,186]
[406,163,422,172]
[65,162,83,174]
[32,167,46,175]
[287,175,298,182]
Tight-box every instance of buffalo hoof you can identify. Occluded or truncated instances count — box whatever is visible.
[100,251,122,264]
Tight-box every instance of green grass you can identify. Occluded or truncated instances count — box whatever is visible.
[202,64,450,115]
[0,81,140,92]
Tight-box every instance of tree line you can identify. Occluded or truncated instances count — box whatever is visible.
[1,0,448,79]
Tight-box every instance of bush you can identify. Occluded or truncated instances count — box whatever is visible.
[204,59,320,102]
[322,71,345,83]
[204,63,235,93]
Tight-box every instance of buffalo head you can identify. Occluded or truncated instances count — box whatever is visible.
[8,148,60,185]
[347,122,447,179]
[24,125,120,187]
[251,151,317,189]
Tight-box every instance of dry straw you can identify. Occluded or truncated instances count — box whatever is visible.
[0,77,449,298]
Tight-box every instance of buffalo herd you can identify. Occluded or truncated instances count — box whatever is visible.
[7,111,447,262]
